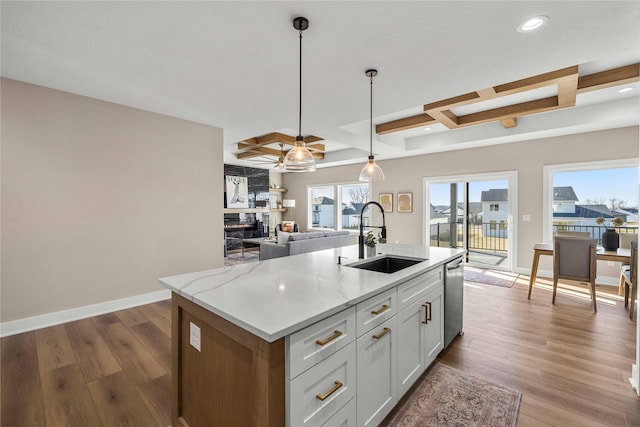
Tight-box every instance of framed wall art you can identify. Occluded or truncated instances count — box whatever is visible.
[397,192,413,213]
[379,193,393,212]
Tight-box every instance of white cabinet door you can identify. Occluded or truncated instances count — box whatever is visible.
[356,316,397,427]
[396,295,428,398]
[397,282,444,398]
[423,285,444,367]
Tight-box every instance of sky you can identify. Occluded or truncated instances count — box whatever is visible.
[429,167,639,208]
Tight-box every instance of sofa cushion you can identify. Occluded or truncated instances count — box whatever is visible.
[323,230,351,237]
[288,233,311,241]
[304,232,325,239]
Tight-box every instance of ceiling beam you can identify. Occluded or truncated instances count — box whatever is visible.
[377,63,639,134]
[235,132,326,161]
[375,113,436,134]
[577,63,640,93]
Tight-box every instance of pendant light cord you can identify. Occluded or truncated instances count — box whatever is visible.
[298,30,303,139]
[369,73,373,155]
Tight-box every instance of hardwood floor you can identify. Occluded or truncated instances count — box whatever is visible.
[2,275,639,426]
[1,300,172,427]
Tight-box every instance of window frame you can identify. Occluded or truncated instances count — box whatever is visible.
[542,158,638,243]
[307,181,371,232]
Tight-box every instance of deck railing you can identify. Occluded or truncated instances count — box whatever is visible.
[429,223,638,253]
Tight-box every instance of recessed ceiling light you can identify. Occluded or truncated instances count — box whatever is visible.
[619,87,633,93]
[517,16,549,33]
[424,127,432,131]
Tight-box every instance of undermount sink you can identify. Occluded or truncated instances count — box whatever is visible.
[346,255,426,274]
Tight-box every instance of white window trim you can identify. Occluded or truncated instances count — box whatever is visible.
[542,158,638,243]
[424,170,518,272]
[306,181,371,232]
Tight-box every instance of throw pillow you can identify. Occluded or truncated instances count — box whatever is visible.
[278,231,291,245]
[282,221,295,232]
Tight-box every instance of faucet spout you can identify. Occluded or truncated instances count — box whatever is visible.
[359,201,387,259]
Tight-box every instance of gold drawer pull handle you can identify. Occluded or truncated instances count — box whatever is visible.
[421,302,432,324]
[371,304,390,315]
[316,380,343,401]
[316,330,343,346]
[372,327,391,340]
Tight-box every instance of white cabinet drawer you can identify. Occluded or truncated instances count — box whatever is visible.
[321,397,356,427]
[355,287,396,337]
[288,342,357,427]
[287,307,356,379]
[397,267,443,311]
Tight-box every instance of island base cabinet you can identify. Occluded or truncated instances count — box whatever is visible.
[396,284,444,398]
[356,316,397,427]
[322,397,356,427]
[424,286,444,367]
[287,342,356,427]
[171,293,285,427]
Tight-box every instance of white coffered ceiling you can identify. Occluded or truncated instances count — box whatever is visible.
[2,1,639,170]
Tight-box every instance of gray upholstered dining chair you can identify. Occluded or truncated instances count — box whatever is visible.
[623,240,637,320]
[553,236,598,312]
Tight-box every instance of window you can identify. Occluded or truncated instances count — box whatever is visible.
[490,204,499,211]
[308,182,370,231]
[543,159,638,241]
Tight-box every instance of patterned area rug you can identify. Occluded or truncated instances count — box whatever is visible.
[464,267,517,288]
[382,363,521,427]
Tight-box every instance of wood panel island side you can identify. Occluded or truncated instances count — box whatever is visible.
[159,244,465,427]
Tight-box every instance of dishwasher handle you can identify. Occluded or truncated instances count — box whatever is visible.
[446,259,464,270]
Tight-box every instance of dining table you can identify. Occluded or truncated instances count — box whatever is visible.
[527,243,631,299]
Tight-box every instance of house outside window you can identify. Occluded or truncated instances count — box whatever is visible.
[543,159,639,242]
[308,182,370,231]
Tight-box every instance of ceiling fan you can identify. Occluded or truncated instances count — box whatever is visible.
[250,143,286,169]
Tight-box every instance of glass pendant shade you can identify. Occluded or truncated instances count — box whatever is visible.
[284,139,316,172]
[285,16,316,173]
[359,156,385,181]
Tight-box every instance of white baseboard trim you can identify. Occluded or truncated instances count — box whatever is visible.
[0,289,171,338]
[631,364,639,396]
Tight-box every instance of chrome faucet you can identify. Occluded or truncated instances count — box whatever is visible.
[359,201,387,259]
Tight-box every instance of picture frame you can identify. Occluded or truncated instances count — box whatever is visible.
[379,193,393,212]
[397,192,413,213]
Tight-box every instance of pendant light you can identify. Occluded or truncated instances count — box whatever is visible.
[284,17,316,172]
[359,69,385,181]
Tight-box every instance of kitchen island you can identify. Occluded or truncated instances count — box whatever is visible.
[160,243,464,427]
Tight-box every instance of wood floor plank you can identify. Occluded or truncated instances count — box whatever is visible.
[98,321,166,384]
[114,306,149,327]
[87,370,155,426]
[136,302,171,336]
[64,318,121,382]
[130,321,171,373]
[135,373,171,427]
[40,363,102,426]
[0,332,46,427]
[91,312,121,329]
[35,324,77,374]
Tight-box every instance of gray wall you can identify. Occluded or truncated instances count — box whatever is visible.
[1,78,224,323]
[282,126,639,272]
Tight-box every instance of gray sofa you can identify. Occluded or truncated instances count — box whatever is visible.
[259,230,357,260]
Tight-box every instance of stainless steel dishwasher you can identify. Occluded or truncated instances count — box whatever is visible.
[444,256,464,348]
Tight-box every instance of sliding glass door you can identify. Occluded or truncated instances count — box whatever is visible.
[425,172,517,271]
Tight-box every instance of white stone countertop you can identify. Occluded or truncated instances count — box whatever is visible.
[159,244,465,342]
